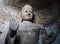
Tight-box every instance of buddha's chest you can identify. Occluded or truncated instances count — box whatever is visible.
[17,24,39,44]
[20,30,38,39]
[18,30,39,44]
[17,23,44,44]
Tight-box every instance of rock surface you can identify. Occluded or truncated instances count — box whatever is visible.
[0,0,60,44]
[0,22,9,44]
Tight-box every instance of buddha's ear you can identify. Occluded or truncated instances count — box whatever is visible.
[33,15,40,23]
[32,14,35,23]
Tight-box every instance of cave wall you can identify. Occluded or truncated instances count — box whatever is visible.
[0,0,60,22]
[0,0,60,31]
[3,0,54,10]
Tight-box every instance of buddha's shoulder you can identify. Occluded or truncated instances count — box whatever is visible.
[18,23,43,31]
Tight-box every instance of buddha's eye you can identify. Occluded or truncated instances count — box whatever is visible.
[31,12,33,13]
[30,11,32,13]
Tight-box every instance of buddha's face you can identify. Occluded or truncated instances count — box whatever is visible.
[21,5,33,21]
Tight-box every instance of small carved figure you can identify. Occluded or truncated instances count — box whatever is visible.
[14,4,47,44]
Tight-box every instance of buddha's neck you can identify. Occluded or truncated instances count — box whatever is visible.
[22,21,32,23]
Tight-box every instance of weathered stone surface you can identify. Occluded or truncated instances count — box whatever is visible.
[0,22,9,44]
[14,22,46,44]
[34,2,59,25]
[3,0,54,10]
[0,0,60,44]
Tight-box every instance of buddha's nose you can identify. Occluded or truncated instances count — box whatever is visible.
[27,14,30,17]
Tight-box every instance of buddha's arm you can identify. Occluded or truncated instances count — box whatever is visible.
[9,16,19,38]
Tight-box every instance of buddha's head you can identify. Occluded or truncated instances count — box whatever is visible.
[21,4,34,21]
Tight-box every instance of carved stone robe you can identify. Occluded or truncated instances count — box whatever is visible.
[15,21,47,44]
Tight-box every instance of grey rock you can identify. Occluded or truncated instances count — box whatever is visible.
[0,22,9,44]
